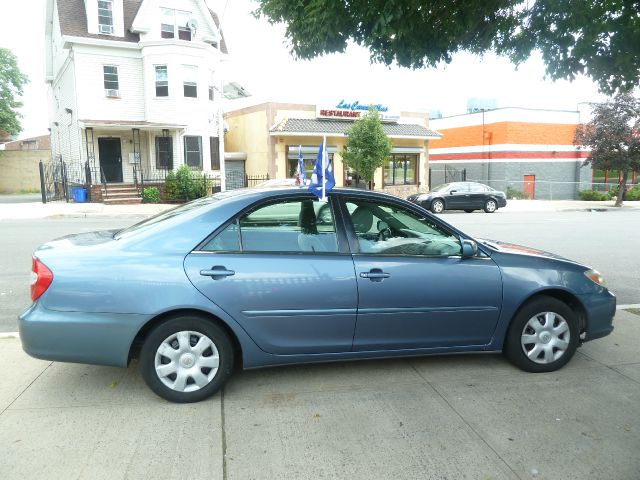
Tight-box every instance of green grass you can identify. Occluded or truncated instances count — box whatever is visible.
[625,308,640,316]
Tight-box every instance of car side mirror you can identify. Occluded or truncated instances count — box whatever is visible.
[377,220,389,231]
[449,190,457,194]
[461,239,478,258]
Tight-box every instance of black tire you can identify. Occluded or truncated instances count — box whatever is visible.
[504,296,579,373]
[464,209,474,213]
[430,198,445,214]
[484,199,498,213]
[139,315,234,403]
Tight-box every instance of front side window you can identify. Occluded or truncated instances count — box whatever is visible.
[184,136,202,169]
[346,199,461,256]
[155,65,168,97]
[384,154,418,186]
[183,65,197,98]
[103,65,119,96]
[202,199,339,253]
[98,0,114,34]
[155,136,173,169]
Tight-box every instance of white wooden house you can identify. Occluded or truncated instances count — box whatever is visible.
[45,0,228,200]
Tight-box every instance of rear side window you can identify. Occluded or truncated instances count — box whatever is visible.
[202,199,339,253]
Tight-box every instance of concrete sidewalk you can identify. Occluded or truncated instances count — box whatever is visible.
[0,195,639,220]
[1,310,639,479]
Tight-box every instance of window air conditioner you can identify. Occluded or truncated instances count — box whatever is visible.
[105,89,119,98]
[99,24,114,34]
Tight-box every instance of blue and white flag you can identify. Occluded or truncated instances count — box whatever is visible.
[295,145,307,186]
[309,136,335,200]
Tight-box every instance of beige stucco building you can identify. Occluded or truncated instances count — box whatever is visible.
[224,102,441,196]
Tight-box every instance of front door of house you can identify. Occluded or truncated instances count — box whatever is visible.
[98,138,123,183]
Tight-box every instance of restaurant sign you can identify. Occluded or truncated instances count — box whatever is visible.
[317,100,399,121]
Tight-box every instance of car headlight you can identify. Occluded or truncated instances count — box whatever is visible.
[417,194,432,201]
[584,269,606,287]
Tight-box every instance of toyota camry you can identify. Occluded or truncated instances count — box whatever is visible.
[20,188,615,403]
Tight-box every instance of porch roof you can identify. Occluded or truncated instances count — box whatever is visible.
[78,120,187,130]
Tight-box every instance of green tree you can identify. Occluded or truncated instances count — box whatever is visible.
[574,93,640,207]
[0,48,29,136]
[342,107,392,188]
[254,0,640,94]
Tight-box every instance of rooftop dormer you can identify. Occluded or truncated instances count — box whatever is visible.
[85,0,126,37]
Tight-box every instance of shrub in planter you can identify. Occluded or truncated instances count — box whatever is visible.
[164,166,212,202]
[625,187,640,201]
[142,187,160,203]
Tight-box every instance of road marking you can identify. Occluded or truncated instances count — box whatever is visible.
[0,331,19,339]
[617,304,640,310]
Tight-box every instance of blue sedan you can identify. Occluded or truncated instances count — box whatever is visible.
[20,188,615,402]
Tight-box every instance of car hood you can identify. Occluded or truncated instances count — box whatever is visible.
[477,238,572,262]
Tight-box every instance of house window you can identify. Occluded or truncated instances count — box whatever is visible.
[155,136,173,169]
[98,0,114,34]
[103,65,119,97]
[155,65,168,97]
[208,86,214,101]
[208,72,215,100]
[384,154,418,186]
[184,136,202,169]
[160,8,191,40]
[210,137,220,170]
[183,65,197,98]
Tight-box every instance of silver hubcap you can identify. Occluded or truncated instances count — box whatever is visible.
[154,331,220,392]
[486,201,496,212]
[521,312,570,364]
[433,201,444,213]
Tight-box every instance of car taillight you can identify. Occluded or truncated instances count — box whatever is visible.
[31,257,53,302]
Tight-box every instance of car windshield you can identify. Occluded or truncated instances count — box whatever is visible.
[114,195,219,239]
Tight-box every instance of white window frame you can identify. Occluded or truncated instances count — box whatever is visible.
[98,0,114,35]
[183,65,198,98]
[103,65,119,97]
[155,65,169,97]
[160,8,192,40]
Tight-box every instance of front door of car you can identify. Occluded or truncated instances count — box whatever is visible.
[342,196,503,351]
[446,183,469,209]
[184,196,358,355]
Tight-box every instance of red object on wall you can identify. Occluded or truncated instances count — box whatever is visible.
[524,175,535,199]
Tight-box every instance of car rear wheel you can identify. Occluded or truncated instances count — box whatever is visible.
[504,296,579,372]
[139,315,234,403]
[431,199,445,214]
[484,199,498,213]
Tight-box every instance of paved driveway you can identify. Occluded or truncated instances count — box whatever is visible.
[1,310,639,479]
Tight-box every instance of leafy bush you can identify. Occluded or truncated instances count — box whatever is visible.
[624,187,640,201]
[163,165,211,202]
[578,190,610,201]
[142,187,160,203]
[506,186,530,199]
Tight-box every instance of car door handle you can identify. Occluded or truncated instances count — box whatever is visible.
[360,269,390,281]
[200,266,235,279]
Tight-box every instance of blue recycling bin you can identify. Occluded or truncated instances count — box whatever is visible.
[73,187,87,203]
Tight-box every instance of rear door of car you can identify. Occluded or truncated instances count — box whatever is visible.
[184,194,358,355]
[340,194,503,351]
[468,183,489,208]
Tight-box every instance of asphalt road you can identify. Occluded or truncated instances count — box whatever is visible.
[1,210,638,333]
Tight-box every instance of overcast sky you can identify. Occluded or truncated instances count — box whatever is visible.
[1,0,608,139]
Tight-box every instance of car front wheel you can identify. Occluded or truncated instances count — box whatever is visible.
[504,296,579,372]
[431,199,445,214]
[484,199,498,213]
[139,315,234,403]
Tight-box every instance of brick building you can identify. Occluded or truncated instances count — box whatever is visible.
[429,108,592,200]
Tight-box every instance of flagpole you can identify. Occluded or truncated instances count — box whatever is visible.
[322,136,326,201]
